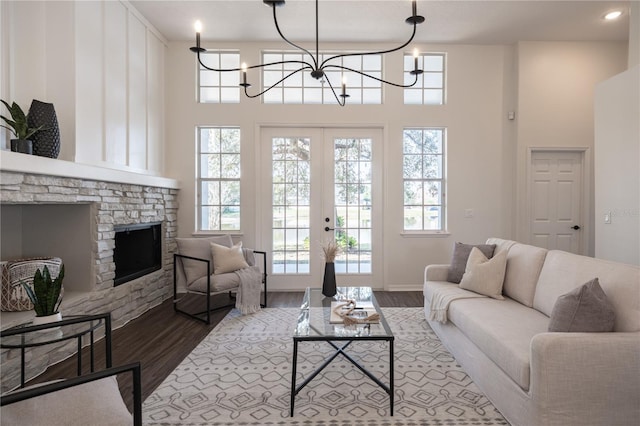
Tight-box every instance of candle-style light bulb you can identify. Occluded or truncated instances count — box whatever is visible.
[241,62,248,86]
[194,20,203,49]
[412,0,417,17]
[341,76,347,97]
[413,48,419,71]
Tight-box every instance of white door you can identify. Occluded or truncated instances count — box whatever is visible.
[259,127,383,290]
[528,150,584,254]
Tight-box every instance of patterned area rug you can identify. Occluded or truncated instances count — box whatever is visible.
[143,308,508,425]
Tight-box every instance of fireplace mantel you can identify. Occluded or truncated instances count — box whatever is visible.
[0,150,179,189]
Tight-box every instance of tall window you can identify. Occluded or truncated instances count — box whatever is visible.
[262,51,383,105]
[404,53,445,105]
[197,127,241,231]
[198,51,240,103]
[403,128,446,231]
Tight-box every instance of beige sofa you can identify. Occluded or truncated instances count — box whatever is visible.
[423,238,640,426]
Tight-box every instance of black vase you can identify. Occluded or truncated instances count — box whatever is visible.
[322,262,337,297]
[27,99,60,158]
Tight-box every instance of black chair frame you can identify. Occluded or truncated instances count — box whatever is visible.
[173,250,267,324]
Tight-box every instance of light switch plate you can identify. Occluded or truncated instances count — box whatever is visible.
[604,212,611,224]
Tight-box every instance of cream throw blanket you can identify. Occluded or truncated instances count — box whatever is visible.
[234,249,262,315]
[429,286,486,323]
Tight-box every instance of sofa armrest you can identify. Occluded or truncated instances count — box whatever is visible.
[530,332,640,425]
[424,264,450,283]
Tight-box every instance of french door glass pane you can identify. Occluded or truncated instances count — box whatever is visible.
[333,138,372,274]
[272,137,311,274]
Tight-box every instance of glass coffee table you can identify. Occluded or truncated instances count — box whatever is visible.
[290,287,394,416]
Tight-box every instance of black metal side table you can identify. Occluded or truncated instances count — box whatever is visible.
[1,313,112,388]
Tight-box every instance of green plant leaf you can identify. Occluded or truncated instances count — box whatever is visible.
[32,268,47,316]
[1,99,44,140]
[31,266,63,316]
[21,281,38,306]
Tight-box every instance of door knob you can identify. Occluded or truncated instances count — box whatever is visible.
[571,225,581,230]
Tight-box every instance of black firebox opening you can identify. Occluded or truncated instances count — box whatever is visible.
[114,222,162,287]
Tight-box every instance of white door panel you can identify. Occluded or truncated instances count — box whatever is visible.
[529,151,583,254]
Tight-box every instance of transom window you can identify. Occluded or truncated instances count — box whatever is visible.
[404,53,445,105]
[262,51,382,105]
[403,128,446,231]
[197,127,241,231]
[198,51,240,103]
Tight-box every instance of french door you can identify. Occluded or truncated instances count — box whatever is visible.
[259,127,383,290]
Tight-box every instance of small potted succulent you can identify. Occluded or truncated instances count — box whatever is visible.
[23,265,65,324]
[0,100,46,154]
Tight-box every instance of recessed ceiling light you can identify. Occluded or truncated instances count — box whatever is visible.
[604,10,623,20]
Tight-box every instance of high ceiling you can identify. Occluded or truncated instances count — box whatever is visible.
[130,0,631,45]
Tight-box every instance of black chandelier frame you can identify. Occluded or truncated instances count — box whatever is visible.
[190,0,425,106]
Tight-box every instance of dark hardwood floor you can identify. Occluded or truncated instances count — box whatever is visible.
[25,290,423,411]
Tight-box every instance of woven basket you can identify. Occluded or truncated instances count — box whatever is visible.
[0,257,63,312]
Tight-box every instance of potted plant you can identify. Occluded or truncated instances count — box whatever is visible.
[22,265,65,324]
[0,99,46,154]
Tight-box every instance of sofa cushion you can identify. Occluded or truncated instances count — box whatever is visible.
[447,296,550,391]
[534,250,640,332]
[447,242,496,284]
[485,238,517,255]
[548,278,615,332]
[501,244,547,307]
[459,248,507,299]
[176,235,233,285]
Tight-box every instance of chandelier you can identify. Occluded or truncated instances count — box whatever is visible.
[191,0,425,106]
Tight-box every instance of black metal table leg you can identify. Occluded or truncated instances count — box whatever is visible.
[77,336,82,376]
[290,340,298,417]
[389,338,394,416]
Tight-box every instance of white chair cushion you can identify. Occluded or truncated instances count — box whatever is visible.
[0,376,131,426]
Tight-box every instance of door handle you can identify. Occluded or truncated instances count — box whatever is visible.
[324,227,334,232]
[571,225,581,230]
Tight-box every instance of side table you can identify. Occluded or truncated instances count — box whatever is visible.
[1,313,112,388]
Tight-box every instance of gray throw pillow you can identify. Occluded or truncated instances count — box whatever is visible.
[548,278,615,332]
[447,242,496,284]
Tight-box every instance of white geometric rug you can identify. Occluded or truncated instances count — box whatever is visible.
[142,308,508,425]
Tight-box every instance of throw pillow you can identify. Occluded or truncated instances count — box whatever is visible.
[211,242,249,275]
[447,242,496,284]
[176,235,233,285]
[548,278,615,332]
[459,247,507,299]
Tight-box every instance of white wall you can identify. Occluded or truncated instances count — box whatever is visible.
[166,40,516,290]
[629,1,639,67]
[594,65,640,266]
[2,1,166,176]
[514,41,628,255]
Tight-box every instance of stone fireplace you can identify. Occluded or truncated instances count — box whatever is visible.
[0,163,179,391]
